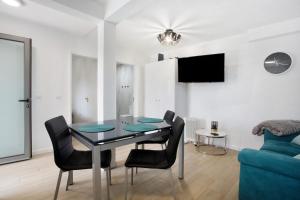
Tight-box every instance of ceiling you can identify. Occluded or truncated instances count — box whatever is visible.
[52,0,105,19]
[0,0,300,55]
[0,0,98,36]
[116,0,300,55]
[96,0,109,4]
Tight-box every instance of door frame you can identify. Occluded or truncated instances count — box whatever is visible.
[71,54,98,123]
[0,33,32,165]
[116,62,134,118]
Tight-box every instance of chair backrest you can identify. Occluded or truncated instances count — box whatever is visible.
[45,116,74,168]
[163,110,175,124]
[165,116,185,167]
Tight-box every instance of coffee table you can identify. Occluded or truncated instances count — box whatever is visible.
[195,129,227,155]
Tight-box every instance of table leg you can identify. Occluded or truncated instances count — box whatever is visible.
[178,134,184,179]
[110,148,117,168]
[92,145,102,200]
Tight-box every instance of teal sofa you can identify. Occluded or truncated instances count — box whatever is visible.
[238,130,300,200]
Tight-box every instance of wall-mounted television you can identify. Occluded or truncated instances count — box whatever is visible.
[178,53,225,82]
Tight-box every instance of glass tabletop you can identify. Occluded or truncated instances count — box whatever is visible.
[69,116,172,145]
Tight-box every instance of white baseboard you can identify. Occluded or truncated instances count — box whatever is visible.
[32,147,53,155]
[228,144,241,151]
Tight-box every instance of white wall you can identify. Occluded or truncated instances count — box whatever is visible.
[162,19,300,150]
[0,13,147,154]
[72,28,98,58]
[72,25,147,118]
[0,13,96,154]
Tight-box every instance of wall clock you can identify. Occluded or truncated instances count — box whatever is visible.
[264,52,292,74]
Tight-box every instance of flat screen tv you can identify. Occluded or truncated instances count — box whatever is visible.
[178,53,225,82]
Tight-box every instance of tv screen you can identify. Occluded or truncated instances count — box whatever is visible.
[178,53,225,82]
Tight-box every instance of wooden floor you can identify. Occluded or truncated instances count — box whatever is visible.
[0,143,239,200]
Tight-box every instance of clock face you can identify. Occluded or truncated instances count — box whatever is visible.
[264,52,292,74]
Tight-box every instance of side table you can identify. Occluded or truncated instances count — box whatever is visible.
[195,129,227,155]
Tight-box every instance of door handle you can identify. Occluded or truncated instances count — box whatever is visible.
[18,99,30,102]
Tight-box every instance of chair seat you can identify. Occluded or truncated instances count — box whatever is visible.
[137,129,170,145]
[125,149,169,169]
[60,150,111,171]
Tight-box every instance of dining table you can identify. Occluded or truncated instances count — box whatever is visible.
[70,116,184,200]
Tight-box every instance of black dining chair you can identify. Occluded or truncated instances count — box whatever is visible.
[136,110,175,150]
[124,116,185,199]
[45,116,112,200]
[134,110,175,174]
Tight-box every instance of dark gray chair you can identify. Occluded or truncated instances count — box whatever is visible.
[136,110,175,150]
[135,110,175,174]
[45,116,112,200]
[124,116,185,199]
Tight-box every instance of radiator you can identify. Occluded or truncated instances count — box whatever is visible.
[184,118,201,143]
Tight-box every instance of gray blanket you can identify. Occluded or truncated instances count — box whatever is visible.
[252,120,300,136]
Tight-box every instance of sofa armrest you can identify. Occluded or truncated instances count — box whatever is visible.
[238,148,300,179]
[264,129,300,142]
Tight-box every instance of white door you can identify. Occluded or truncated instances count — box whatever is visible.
[117,64,134,118]
[145,62,160,117]
[72,55,97,123]
[0,34,31,164]
[144,59,176,118]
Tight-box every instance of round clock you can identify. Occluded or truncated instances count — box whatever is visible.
[264,52,292,74]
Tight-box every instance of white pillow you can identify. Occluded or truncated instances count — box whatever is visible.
[294,154,300,159]
[291,135,300,145]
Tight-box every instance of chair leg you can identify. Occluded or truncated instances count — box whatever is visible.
[105,168,110,200]
[66,170,74,191]
[135,144,138,174]
[125,167,129,200]
[135,145,144,175]
[131,168,133,185]
[108,166,112,185]
[168,168,176,199]
[54,170,63,200]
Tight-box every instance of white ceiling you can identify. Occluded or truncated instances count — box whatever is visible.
[95,0,108,5]
[52,0,105,19]
[116,0,300,55]
[0,0,300,55]
[0,0,98,36]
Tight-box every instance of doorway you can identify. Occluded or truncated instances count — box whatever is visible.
[116,63,134,118]
[0,33,32,164]
[72,54,97,123]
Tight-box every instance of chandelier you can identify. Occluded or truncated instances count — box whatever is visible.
[157,29,181,46]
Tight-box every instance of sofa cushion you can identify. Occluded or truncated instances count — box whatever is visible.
[261,140,300,156]
[291,135,300,145]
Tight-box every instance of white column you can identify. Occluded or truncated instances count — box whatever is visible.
[97,21,117,121]
[97,21,117,168]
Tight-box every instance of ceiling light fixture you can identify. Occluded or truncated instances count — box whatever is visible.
[1,0,24,7]
[157,29,181,46]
